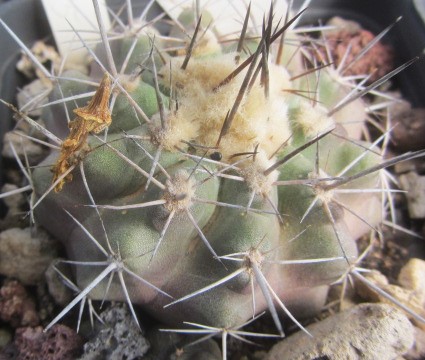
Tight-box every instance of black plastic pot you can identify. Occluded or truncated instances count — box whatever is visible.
[0,0,51,138]
[0,0,51,215]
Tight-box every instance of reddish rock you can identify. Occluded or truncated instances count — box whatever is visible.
[14,325,82,360]
[0,280,39,328]
[317,17,394,83]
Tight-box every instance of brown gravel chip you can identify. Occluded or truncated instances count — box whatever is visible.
[391,108,425,152]
[0,280,39,328]
[14,325,82,360]
[316,17,395,83]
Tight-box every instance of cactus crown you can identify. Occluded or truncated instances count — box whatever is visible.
[1,0,425,358]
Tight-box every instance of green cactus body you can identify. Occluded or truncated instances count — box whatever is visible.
[28,2,387,335]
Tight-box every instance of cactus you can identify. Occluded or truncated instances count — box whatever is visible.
[1,0,425,357]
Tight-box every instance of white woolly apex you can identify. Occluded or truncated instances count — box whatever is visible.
[159,53,292,162]
[240,151,279,197]
[149,111,198,152]
[163,170,196,212]
[296,102,335,138]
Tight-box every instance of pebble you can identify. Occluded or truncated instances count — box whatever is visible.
[405,326,425,360]
[399,172,425,219]
[16,79,50,117]
[399,258,425,297]
[355,268,425,331]
[0,184,28,230]
[326,16,362,34]
[375,284,425,329]
[14,325,82,360]
[355,270,389,302]
[0,184,26,213]
[16,40,61,81]
[391,108,425,152]
[1,131,45,161]
[0,279,39,328]
[265,303,414,360]
[78,303,150,360]
[0,227,59,285]
[322,17,394,82]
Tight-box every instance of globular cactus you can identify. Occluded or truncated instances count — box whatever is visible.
[2,0,423,353]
